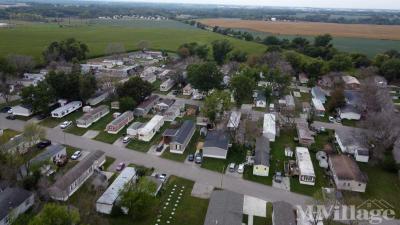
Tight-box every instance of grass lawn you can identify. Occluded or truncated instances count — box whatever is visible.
[201,144,247,173]
[126,122,171,152]
[64,111,116,136]
[0,129,20,144]
[341,119,358,127]
[39,110,84,128]
[103,156,116,170]
[94,129,124,144]
[161,129,201,162]
[253,216,267,225]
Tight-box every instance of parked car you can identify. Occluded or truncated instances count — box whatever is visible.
[6,115,15,120]
[195,153,202,164]
[188,154,194,162]
[71,151,82,160]
[36,140,51,149]
[274,172,283,183]
[36,114,47,121]
[0,106,11,113]
[229,163,236,173]
[156,144,164,152]
[122,136,131,144]
[7,108,13,114]
[156,173,167,182]
[116,162,126,171]
[237,163,244,174]
[328,116,335,123]
[60,121,72,129]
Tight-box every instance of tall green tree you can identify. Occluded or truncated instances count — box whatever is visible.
[116,77,153,104]
[329,54,353,71]
[202,90,231,123]
[212,40,233,65]
[187,62,223,92]
[0,57,16,103]
[230,74,256,105]
[119,96,136,112]
[20,82,55,114]
[29,203,80,225]
[42,38,88,63]
[314,34,332,47]
[23,122,46,147]
[79,74,97,103]
[380,58,400,81]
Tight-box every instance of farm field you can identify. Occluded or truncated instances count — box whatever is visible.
[198,18,400,57]
[0,19,265,62]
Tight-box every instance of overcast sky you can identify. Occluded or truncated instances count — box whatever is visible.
[125,0,400,10]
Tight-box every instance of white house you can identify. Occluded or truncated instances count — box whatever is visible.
[164,100,184,122]
[138,115,164,142]
[87,92,109,106]
[0,188,34,225]
[202,130,230,159]
[160,78,175,92]
[96,167,137,214]
[339,105,361,120]
[183,84,193,96]
[51,101,82,118]
[296,147,315,186]
[11,105,33,117]
[312,98,325,117]
[76,105,110,128]
[263,114,276,142]
[126,122,144,136]
[227,111,241,130]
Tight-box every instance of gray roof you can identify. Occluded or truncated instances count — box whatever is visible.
[344,90,362,106]
[163,129,178,137]
[311,86,327,102]
[204,130,229,150]
[49,150,105,193]
[254,137,270,166]
[329,155,368,182]
[137,95,160,109]
[30,144,66,165]
[335,129,365,149]
[203,190,243,225]
[0,187,33,220]
[127,122,144,130]
[340,105,361,114]
[255,90,266,102]
[172,120,196,144]
[272,201,296,225]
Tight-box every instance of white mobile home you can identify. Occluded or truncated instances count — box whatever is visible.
[138,115,165,142]
[312,98,325,117]
[51,101,82,118]
[296,147,315,186]
[96,167,137,214]
[182,84,193,96]
[11,105,33,117]
[127,122,144,136]
[263,114,276,142]
[76,105,110,128]
[160,78,175,92]
[227,111,241,130]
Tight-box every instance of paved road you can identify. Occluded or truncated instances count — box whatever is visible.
[0,114,311,206]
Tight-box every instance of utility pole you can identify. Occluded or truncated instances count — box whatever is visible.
[220,165,225,189]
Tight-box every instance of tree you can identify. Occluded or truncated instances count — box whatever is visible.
[29,203,80,225]
[187,62,223,92]
[304,59,327,80]
[42,38,88,63]
[119,96,136,112]
[20,82,55,114]
[105,42,125,58]
[285,51,304,73]
[177,47,190,59]
[380,58,400,82]
[178,42,209,60]
[351,53,371,68]
[291,37,310,51]
[329,54,353,71]
[262,36,281,45]
[202,90,231,123]
[137,40,150,51]
[373,53,390,68]
[212,40,233,65]
[229,50,248,62]
[0,57,16,103]
[314,34,332,47]
[116,77,153,105]
[118,177,157,220]
[23,122,46,147]
[326,88,345,113]
[6,54,35,76]
[230,74,256,105]
[79,74,97,103]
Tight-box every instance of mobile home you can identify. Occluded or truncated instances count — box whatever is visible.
[296,147,315,186]
[138,115,164,142]
[76,105,110,128]
[106,111,134,134]
[51,101,82,118]
[160,78,175,92]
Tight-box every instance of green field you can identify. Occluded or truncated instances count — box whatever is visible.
[0,19,266,62]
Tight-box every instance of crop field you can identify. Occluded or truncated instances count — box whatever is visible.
[0,19,265,62]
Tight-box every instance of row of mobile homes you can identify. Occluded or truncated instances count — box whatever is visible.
[183,84,193,96]
[253,137,270,177]
[227,111,241,130]
[11,105,33,117]
[203,130,230,159]
[20,72,46,87]
[48,150,105,201]
[335,129,369,162]
[296,147,315,186]
[169,120,196,154]
[134,95,160,117]
[96,167,137,214]
[76,105,110,128]
[126,122,144,136]
[160,78,175,92]
[87,92,109,106]
[0,188,34,225]
[296,120,315,146]
[138,115,164,142]
[329,155,367,192]
[263,114,276,142]
[312,98,325,117]
[51,101,82,118]
[106,111,134,134]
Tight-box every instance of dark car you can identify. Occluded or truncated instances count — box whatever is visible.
[36,114,47,121]
[0,106,11,113]
[156,144,164,152]
[36,140,51,149]
[188,154,194,162]
[195,153,202,164]
[6,115,15,120]
[116,162,126,171]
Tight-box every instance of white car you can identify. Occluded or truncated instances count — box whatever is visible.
[237,163,245,174]
[60,121,72,129]
[122,136,131,144]
[7,109,13,114]
[71,151,82,160]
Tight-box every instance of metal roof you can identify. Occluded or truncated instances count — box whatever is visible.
[0,188,33,221]
[254,137,270,166]
[203,190,243,225]
[203,130,229,150]
[172,120,195,144]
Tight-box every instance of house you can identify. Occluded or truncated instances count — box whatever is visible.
[11,105,33,117]
[329,155,367,192]
[160,78,175,92]
[29,144,66,167]
[48,150,105,201]
[254,90,267,108]
[142,74,157,83]
[299,73,309,85]
[339,105,361,120]
[344,90,362,107]
[263,114,276,142]
[183,84,193,96]
[296,120,315,146]
[138,115,164,142]
[311,86,327,104]
[111,101,119,110]
[296,147,315,186]
[312,98,325,117]
[227,111,241,130]
[76,105,110,128]
[154,98,175,112]
[335,129,369,162]
[106,111,134,134]
[284,95,295,111]
[203,190,243,225]
[169,120,196,154]
[253,137,270,176]
[342,75,360,89]
[96,167,137,214]
[1,134,31,154]
[51,101,82,118]
[126,122,144,136]
[0,188,34,225]
[134,95,160,116]
[19,72,46,87]
[272,201,296,225]
[157,69,172,79]
[87,91,109,106]
[203,130,230,159]
[163,100,184,122]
